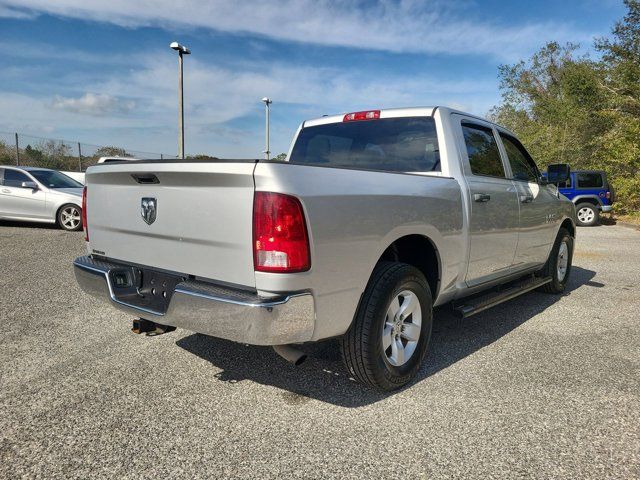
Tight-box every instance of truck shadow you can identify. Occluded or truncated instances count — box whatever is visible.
[177,266,597,408]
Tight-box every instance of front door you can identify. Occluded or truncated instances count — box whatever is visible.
[0,169,48,220]
[497,131,558,268]
[458,119,520,286]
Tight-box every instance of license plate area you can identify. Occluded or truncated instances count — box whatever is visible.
[108,267,184,314]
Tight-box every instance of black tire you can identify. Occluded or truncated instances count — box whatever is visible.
[575,203,599,227]
[537,227,574,294]
[340,261,433,391]
[57,204,83,231]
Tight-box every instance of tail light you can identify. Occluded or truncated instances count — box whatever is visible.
[81,186,88,241]
[343,110,380,122]
[606,191,611,200]
[253,192,310,273]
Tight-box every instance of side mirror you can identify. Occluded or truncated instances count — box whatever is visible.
[546,163,570,185]
[21,181,38,190]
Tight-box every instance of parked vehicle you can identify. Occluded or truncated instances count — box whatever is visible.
[0,166,84,231]
[61,157,140,185]
[557,170,615,226]
[73,107,576,390]
[59,170,86,184]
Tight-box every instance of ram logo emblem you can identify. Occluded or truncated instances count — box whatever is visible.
[141,197,157,225]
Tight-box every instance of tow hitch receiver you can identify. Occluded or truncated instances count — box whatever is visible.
[132,318,176,336]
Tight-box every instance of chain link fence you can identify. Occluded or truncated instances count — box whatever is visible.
[0,131,179,171]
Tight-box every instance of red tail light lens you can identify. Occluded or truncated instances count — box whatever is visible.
[606,191,611,200]
[343,110,380,122]
[253,192,310,273]
[81,186,88,241]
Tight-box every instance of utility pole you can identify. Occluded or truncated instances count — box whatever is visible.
[15,133,19,165]
[170,42,191,159]
[78,142,82,171]
[262,97,272,160]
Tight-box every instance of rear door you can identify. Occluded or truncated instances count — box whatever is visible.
[0,168,49,220]
[456,118,520,286]
[496,131,558,268]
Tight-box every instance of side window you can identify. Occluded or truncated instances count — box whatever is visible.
[3,169,30,187]
[499,133,539,182]
[577,173,603,188]
[461,122,506,178]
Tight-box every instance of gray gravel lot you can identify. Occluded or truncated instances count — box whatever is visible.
[1,221,639,479]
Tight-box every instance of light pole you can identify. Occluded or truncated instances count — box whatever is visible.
[262,97,272,160]
[170,41,191,159]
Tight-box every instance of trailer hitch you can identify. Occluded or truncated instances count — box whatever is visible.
[132,318,176,336]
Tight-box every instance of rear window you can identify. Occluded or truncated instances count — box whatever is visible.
[461,122,505,178]
[289,117,440,173]
[577,172,604,188]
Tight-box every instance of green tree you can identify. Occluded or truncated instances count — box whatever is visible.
[186,154,219,160]
[272,153,287,161]
[93,146,130,158]
[490,1,640,214]
[0,140,14,164]
[594,0,640,213]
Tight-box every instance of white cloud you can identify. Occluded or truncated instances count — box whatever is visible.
[0,4,37,19]
[51,93,135,115]
[89,53,499,127]
[0,51,500,156]
[0,0,595,60]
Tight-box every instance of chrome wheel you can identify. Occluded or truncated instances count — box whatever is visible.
[60,206,81,230]
[577,206,595,224]
[557,241,569,282]
[382,289,422,367]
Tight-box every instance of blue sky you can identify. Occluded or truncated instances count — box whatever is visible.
[0,0,626,158]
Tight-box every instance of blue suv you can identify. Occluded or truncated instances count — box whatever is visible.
[558,170,615,226]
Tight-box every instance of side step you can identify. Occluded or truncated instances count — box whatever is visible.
[453,275,552,318]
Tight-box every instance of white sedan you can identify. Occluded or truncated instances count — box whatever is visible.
[0,166,84,231]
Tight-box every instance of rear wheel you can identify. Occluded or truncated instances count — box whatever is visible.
[575,203,599,226]
[57,204,83,231]
[340,262,432,391]
[538,227,574,294]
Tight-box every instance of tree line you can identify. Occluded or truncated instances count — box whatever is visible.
[490,0,640,215]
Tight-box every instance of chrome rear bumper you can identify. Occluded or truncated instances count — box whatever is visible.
[73,256,315,345]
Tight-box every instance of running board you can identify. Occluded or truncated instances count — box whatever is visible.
[453,276,552,318]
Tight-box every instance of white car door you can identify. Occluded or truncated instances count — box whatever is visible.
[0,168,49,220]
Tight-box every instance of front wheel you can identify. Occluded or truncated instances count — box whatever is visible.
[575,203,599,227]
[340,262,432,391]
[57,204,83,231]
[538,227,574,294]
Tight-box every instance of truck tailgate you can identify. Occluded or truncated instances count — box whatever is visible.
[84,161,257,288]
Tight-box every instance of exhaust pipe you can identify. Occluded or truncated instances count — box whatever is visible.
[273,345,307,366]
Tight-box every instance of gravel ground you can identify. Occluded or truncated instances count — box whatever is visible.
[1,221,639,479]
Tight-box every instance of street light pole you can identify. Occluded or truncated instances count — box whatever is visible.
[262,97,272,160]
[170,41,191,159]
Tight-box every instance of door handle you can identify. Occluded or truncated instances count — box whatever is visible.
[519,194,534,203]
[473,193,491,202]
[1,189,9,194]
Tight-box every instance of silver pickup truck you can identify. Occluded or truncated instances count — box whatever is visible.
[74,106,576,391]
